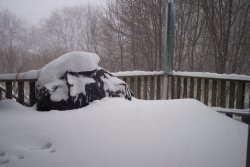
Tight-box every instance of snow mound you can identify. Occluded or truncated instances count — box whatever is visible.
[35,52,133,111]
[0,98,247,167]
[37,51,100,86]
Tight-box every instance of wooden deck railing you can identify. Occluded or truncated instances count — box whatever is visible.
[119,74,249,109]
[0,79,37,106]
[0,72,249,110]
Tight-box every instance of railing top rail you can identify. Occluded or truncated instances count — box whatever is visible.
[172,71,250,82]
[0,70,250,82]
[0,79,38,82]
[112,71,164,77]
[0,70,40,81]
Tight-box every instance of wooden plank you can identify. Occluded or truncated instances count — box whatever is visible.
[171,76,175,99]
[211,80,217,106]
[130,77,135,97]
[183,77,187,98]
[236,81,245,109]
[18,81,24,104]
[204,79,209,105]
[189,78,194,98]
[196,78,201,101]
[166,76,170,99]
[220,80,226,108]
[177,77,181,99]
[143,77,148,100]
[229,81,236,108]
[29,81,36,106]
[137,77,142,99]
[135,77,138,98]
[156,76,161,100]
[5,81,12,99]
[150,76,155,100]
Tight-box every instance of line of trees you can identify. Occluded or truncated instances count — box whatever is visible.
[0,0,249,74]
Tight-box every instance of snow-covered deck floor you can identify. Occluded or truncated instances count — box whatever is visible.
[0,98,247,167]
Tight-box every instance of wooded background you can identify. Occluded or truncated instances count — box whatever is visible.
[0,0,249,74]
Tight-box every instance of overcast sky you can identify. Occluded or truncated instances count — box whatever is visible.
[0,0,102,25]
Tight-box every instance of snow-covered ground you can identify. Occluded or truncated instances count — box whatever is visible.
[0,98,247,167]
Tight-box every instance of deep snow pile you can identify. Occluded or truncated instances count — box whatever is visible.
[0,98,247,167]
[36,52,133,111]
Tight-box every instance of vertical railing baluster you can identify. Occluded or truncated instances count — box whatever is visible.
[204,79,209,105]
[229,81,236,108]
[134,77,138,98]
[5,81,12,99]
[130,77,135,97]
[211,80,217,106]
[196,78,201,101]
[18,81,24,104]
[143,77,148,100]
[171,76,175,99]
[29,81,36,107]
[236,81,245,109]
[189,78,194,98]
[150,76,155,100]
[137,77,142,99]
[156,76,161,100]
[177,77,181,99]
[183,77,187,98]
[220,80,226,108]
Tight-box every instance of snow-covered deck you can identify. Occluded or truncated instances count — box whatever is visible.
[0,98,248,167]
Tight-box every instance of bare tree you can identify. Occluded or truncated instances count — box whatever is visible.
[201,0,250,74]
[0,9,27,73]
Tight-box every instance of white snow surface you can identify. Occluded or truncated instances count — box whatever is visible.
[0,98,247,167]
[37,51,100,87]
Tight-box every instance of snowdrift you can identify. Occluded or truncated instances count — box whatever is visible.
[0,98,247,167]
